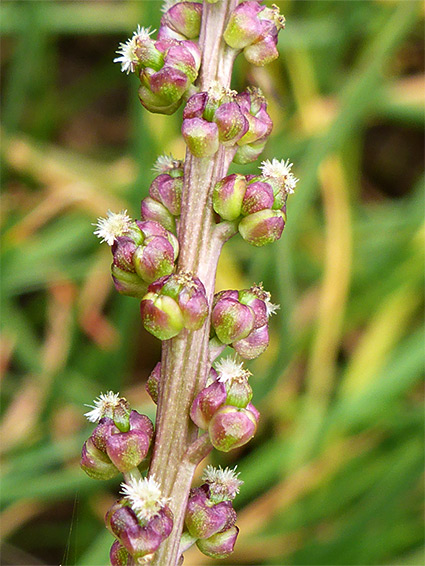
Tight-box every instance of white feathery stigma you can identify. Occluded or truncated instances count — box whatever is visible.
[152,153,183,174]
[93,210,132,246]
[113,26,155,74]
[121,476,168,522]
[202,465,243,501]
[215,357,251,384]
[84,391,122,423]
[260,158,299,194]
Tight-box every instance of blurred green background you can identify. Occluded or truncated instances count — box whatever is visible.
[1,1,424,565]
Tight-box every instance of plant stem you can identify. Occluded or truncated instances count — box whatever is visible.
[148,2,237,564]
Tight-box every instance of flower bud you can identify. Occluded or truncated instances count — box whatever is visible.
[213,174,247,221]
[149,174,183,216]
[85,391,131,432]
[80,437,119,480]
[91,417,119,452]
[105,430,151,474]
[211,297,255,344]
[215,356,252,408]
[133,236,176,284]
[208,405,257,452]
[233,138,267,164]
[129,410,154,443]
[160,2,203,40]
[238,287,268,328]
[140,197,176,232]
[241,180,274,216]
[244,32,279,66]
[137,220,179,260]
[146,362,161,404]
[233,323,269,359]
[213,102,249,145]
[140,292,185,340]
[139,66,189,114]
[223,1,264,49]
[185,487,237,539]
[159,272,209,330]
[238,209,285,246]
[190,380,227,429]
[182,117,219,157]
[110,541,135,566]
[236,88,273,146]
[196,525,239,559]
[112,265,148,298]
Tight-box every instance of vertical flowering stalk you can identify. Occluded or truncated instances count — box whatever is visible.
[84,1,298,565]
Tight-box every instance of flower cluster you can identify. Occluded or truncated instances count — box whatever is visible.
[85,1,297,563]
[81,392,154,479]
[107,476,173,564]
[183,466,242,559]
[191,357,260,452]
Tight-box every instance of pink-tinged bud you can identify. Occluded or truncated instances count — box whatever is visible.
[133,236,176,284]
[139,66,189,114]
[80,438,118,480]
[140,196,176,232]
[106,430,150,473]
[112,265,148,298]
[129,410,154,443]
[190,381,227,429]
[213,174,247,221]
[182,117,219,157]
[149,174,183,216]
[236,89,273,145]
[183,91,208,119]
[164,42,200,83]
[213,289,239,305]
[185,487,237,539]
[238,288,268,328]
[91,417,119,452]
[244,32,279,66]
[112,237,138,272]
[233,138,267,164]
[161,2,202,40]
[137,220,179,260]
[233,323,269,359]
[146,362,161,404]
[196,525,239,559]
[238,209,285,246]
[208,405,257,452]
[241,180,274,216]
[159,272,209,330]
[110,541,135,566]
[211,297,255,344]
[135,36,164,71]
[214,102,249,145]
[223,1,263,49]
[140,292,185,340]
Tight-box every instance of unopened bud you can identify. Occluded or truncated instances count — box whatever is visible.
[133,236,176,284]
[233,323,269,359]
[185,487,236,539]
[196,525,239,559]
[211,296,255,344]
[238,209,285,246]
[182,117,219,157]
[214,102,249,145]
[140,292,185,340]
[81,438,118,480]
[213,174,247,221]
[140,197,176,232]
[208,405,257,452]
[161,1,202,40]
[190,380,227,429]
[110,540,135,566]
[241,180,274,216]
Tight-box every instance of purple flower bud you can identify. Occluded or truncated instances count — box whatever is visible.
[183,91,208,119]
[140,196,176,232]
[233,323,269,359]
[137,220,179,259]
[106,430,151,473]
[246,402,260,424]
[244,32,279,66]
[208,405,257,452]
[149,174,183,216]
[241,180,274,215]
[213,174,247,221]
[238,287,268,328]
[140,292,185,340]
[211,297,255,344]
[238,209,285,246]
[236,88,273,146]
[161,2,203,40]
[164,42,200,83]
[214,102,249,145]
[224,1,264,49]
[185,487,237,539]
[91,417,119,452]
[110,540,135,566]
[138,66,189,114]
[129,410,154,443]
[190,380,227,429]
[111,265,147,298]
[112,237,138,272]
[159,272,209,330]
[133,236,176,284]
[233,138,267,164]
[80,438,118,480]
[182,117,219,157]
[196,525,239,559]
[146,362,161,404]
